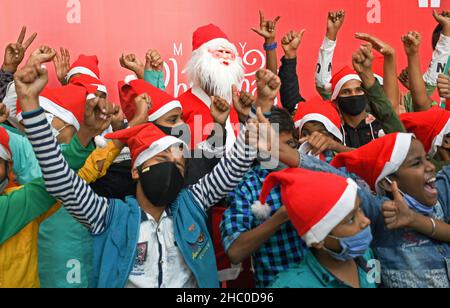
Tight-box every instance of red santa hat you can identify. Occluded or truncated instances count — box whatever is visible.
[253,168,358,246]
[118,75,182,122]
[70,74,108,95]
[372,53,384,85]
[331,133,413,194]
[66,55,101,81]
[0,127,12,161]
[400,107,450,156]
[105,123,187,169]
[331,66,362,101]
[16,84,90,131]
[192,24,236,52]
[294,96,343,142]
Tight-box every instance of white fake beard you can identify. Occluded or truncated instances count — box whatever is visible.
[186,47,244,102]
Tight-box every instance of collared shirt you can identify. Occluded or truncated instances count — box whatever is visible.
[126,210,197,288]
[271,250,377,288]
[220,165,307,288]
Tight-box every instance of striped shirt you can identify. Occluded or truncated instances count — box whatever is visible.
[22,107,257,235]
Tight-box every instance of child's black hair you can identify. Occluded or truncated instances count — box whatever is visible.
[268,106,297,138]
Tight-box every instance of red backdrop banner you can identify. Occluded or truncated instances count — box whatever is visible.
[0,0,448,103]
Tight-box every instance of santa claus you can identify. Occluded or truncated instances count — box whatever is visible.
[180,24,245,150]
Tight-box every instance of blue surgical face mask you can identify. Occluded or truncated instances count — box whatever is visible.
[403,194,434,216]
[324,226,373,261]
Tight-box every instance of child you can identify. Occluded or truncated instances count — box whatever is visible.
[262,168,376,288]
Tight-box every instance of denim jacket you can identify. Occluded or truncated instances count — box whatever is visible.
[300,153,450,288]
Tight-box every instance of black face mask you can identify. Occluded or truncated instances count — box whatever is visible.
[139,162,185,207]
[337,95,368,116]
[155,123,191,145]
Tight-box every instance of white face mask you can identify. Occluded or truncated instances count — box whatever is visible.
[45,113,70,138]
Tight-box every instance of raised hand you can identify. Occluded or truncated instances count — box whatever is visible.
[129,93,152,127]
[437,73,450,99]
[402,31,421,57]
[14,63,48,106]
[355,33,395,57]
[145,49,164,72]
[247,107,275,153]
[0,103,10,124]
[326,10,345,41]
[210,96,231,127]
[251,10,281,44]
[382,180,415,230]
[232,85,255,123]
[2,26,37,73]
[433,10,450,36]
[120,53,145,79]
[352,43,374,75]
[27,45,56,66]
[84,97,120,136]
[53,47,71,85]
[281,30,306,59]
[398,68,410,90]
[256,69,281,102]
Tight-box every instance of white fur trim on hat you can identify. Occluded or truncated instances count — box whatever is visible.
[38,96,81,131]
[302,178,358,247]
[94,136,108,148]
[200,38,238,54]
[251,201,272,220]
[133,135,187,169]
[124,75,138,85]
[93,84,108,95]
[331,74,362,101]
[295,113,343,142]
[374,74,384,86]
[148,100,183,122]
[375,133,413,194]
[430,118,450,156]
[0,145,11,161]
[67,67,99,81]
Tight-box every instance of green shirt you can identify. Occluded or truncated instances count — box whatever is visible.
[271,250,378,289]
[38,137,96,288]
[0,135,94,244]
[144,70,165,91]
[365,81,406,134]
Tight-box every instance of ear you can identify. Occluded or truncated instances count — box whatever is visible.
[131,168,140,181]
[378,178,393,193]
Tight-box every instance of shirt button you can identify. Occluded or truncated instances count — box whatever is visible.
[160,260,164,264]
[157,228,161,233]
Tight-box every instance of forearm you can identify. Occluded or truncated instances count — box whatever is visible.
[382,54,401,113]
[410,213,450,243]
[279,57,304,113]
[315,37,336,92]
[266,50,278,75]
[226,217,286,264]
[190,129,257,210]
[22,107,109,234]
[408,54,433,111]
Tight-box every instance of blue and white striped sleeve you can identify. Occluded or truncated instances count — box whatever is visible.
[189,129,257,211]
[22,107,109,234]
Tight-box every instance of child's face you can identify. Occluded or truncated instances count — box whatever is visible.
[392,139,437,206]
[322,196,371,253]
[300,121,332,139]
[154,108,184,128]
